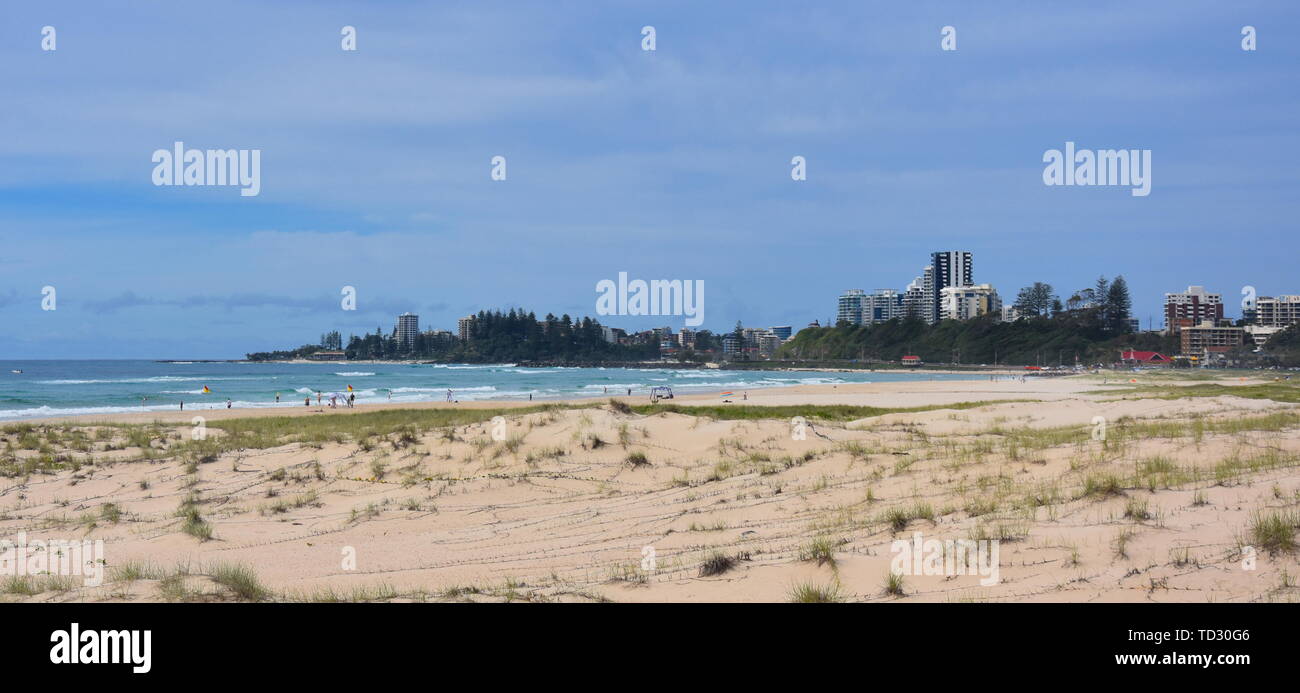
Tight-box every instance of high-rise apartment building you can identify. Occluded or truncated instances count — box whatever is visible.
[921,266,935,324]
[1164,286,1223,333]
[939,284,1002,322]
[903,275,926,320]
[864,289,903,323]
[1256,295,1300,327]
[395,313,419,348]
[837,289,867,326]
[457,316,475,341]
[930,251,973,324]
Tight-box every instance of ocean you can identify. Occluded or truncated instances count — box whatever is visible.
[0,360,984,420]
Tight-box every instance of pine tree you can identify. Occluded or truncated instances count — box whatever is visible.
[1106,275,1133,332]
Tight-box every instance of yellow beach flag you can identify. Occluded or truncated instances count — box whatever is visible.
[347,384,353,392]
[202,386,211,394]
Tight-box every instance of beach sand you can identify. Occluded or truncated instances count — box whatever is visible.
[3,373,1298,603]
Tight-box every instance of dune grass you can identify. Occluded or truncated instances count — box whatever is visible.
[630,400,1034,422]
[209,562,268,601]
[698,551,738,577]
[206,404,576,450]
[1097,381,1300,404]
[799,536,839,567]
[1250,509,1299,554]
[788,580,842,603]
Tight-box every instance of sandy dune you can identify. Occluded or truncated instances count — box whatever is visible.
[3,374,1298,603]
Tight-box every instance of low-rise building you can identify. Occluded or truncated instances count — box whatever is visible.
[722,333,745,357]
[1120,350,1171,366]
[757,332,781,358]
[1179,320,1245,354]
[1244,324,1284,347]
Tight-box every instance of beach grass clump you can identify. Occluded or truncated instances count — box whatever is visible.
[110,559,164,583]
[209,562,268,601]
[625,451,650,468]
[788,580,842,603]
[799,535,839,568]
[1079,473,1125,500]
[502,434,525,455]
[158,574,199,602]
[884,571,906,597]
[1250,509,1299,554]
[881,501,935,533]
[2,575,40,596]
[176,496,213,541]
[392,426,419,449]
[1123,498,1154,522]
[100,502,123,524]
[1112,527,1137,559]
[125,427,161,450]
[698,551,738,577]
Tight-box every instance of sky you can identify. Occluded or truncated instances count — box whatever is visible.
[1,0,1297,359]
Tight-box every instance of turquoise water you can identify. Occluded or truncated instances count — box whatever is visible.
[0,360,984,420]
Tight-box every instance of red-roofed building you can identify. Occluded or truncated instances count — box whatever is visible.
[1120,350,1171,366]
[901,355,922,366]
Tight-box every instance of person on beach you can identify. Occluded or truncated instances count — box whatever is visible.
[349,393,355,408]
[226,399,232,409]
[446,389,453,402]
[305,396,310,407]
[317,392,322,406]
[627,388,631,396]
[275,393,280,403]
[180,401,183,410]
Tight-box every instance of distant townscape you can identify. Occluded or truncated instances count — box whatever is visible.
[826,250,1300,367]
[247,251,1300,368]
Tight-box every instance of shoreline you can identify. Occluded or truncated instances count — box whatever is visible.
[1,363,1039,426]
[4,363,1275,427]
[11,373,1112,426]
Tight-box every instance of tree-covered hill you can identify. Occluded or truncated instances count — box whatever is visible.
[778,313,1175,366]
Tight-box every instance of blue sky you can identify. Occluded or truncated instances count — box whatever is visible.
[1,1,1297,358]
